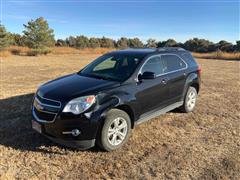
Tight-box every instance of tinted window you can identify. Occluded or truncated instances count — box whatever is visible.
[141,56,166,75]
[161,55,186,72]
[182,53,194,61]
[93,57,116,71]
[182,53,197,66]
[80,54,143,82]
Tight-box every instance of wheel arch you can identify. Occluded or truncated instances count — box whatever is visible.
[97,95,136,130]
[115,104,135,129]
[182,72,200,100]
[190,82,199,93]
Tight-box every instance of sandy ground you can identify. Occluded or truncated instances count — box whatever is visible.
[0,54,240,179]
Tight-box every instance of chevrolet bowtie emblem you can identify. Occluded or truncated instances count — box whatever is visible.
[35,102,44,111]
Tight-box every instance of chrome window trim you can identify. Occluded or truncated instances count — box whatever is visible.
[138,53,188,78]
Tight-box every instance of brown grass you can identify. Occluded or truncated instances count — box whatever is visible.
[1,46,115,57]
[0,50,11,57]
[8,46,31,56]
[2,46,240,60]
[192,51,240,60]
[0,54,239,179]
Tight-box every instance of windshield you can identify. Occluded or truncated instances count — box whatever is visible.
[79,53,144,82]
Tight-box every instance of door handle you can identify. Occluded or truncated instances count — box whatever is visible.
[161,79,167,84]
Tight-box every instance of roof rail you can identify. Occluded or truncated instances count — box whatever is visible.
[156,47,186,52]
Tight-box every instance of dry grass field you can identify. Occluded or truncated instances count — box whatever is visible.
[192,52,240,61]
[1,46,115,57]
[0,53,240,179]
[1,46,240,60]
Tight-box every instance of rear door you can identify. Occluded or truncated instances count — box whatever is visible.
[136,55,170,115]
[161,54,188,103]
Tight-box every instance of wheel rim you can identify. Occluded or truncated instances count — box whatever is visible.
[187,90,197,110]
[107,117,128,146]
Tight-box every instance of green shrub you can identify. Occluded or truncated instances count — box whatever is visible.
[10,49,21,55]
[0,24,11,50]
[27,48,51,56]
[26,50,37,56]
[23,17,55,49]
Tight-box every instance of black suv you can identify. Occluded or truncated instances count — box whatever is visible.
[32,47,201,151]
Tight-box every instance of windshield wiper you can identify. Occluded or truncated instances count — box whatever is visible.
[79,72,117,81]
[99,76,118,81]
[90,74,107,80]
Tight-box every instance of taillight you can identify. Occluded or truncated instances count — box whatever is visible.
[197,66,201,77]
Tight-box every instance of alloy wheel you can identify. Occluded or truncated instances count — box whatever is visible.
[107,117,128,146]
[187,90,197,110]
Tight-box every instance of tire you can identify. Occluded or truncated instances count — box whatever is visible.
[97,109,131,151]
[180,86,198,113]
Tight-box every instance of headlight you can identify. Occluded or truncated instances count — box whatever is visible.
[63,95,96,115]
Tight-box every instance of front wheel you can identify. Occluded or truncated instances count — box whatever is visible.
[97,109,131,151]
[181,86,198,113]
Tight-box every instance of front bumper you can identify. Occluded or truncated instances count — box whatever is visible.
[32,110,101,149]
[45,135,95,149]
[31,116,99,149]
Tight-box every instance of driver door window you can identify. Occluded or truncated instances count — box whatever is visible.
[141,56,166,76]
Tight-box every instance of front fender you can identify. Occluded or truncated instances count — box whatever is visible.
[91,91,137,131]
[98,92,136,118]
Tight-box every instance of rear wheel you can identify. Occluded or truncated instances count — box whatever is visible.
[97,109,131,151]
[181,86,198,113]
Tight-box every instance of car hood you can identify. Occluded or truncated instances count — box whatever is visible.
[38,73,119,102]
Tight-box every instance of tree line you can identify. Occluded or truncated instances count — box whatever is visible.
[1,17,240,54]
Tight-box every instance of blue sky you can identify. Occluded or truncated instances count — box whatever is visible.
[1,0,239,43]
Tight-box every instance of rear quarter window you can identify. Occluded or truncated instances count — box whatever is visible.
[161,54,187,72]
[181,52,197,67]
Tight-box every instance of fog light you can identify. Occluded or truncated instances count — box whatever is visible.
[72,129,81,136]
[62,129,81,137]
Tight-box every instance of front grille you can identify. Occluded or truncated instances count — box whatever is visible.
[36,94,61,107]
[32,95,61,123]
[33,108,56,122]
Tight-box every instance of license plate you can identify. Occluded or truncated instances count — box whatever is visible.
[32,120,42,133]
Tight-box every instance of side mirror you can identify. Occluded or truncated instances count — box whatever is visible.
[139,71,156,80]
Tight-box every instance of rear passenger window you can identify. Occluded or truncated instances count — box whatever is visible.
[141,56,165,75]
[161,55,187,72]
